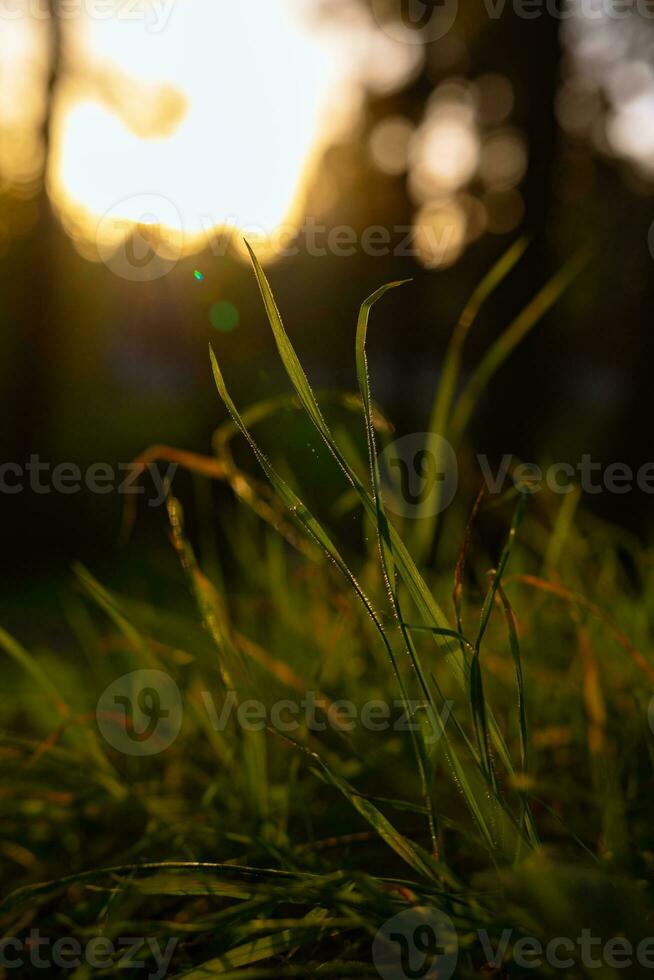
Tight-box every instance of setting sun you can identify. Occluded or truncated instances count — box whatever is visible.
[49,0,349,264]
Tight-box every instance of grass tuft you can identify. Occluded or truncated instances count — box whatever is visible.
[1,246,652,978]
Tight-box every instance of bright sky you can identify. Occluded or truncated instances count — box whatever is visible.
[48,0,355,263]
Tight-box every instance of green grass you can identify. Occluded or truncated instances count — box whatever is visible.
[1,246,653,978]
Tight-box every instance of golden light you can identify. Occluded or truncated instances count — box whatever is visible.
[0,17,47,185]
[412,199,467,269]
[409,86,480,201]
[368,116,415,176]
[48,0,357,265]
[479,129,528,190]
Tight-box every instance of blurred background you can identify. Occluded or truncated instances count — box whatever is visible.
[2,0,653,612]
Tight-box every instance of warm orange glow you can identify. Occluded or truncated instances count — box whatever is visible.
[48,0,356,265]
[0,18,47,185]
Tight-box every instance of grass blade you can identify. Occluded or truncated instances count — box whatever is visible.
[355,279,443,855]
[240,244,523,795]
[471,496,527,787]
[0,628,64,706]
[413,237,529,559]
[209,345,404,701]
[242,244,459,654]
[450,249,590,443]
[496,582,539,848]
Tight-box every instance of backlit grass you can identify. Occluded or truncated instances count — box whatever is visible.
[1,246,653,979]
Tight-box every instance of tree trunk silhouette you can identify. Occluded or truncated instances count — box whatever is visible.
[8,1,63,557]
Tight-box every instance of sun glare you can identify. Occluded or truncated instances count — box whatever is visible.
[49,0,350,264]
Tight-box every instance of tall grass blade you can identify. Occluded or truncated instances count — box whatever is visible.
[355,279,442,854]
[413,238,528,559]
[167,493,249,694]
[243,243,455,652]
[496,582,539,847]
[0,628,63,705]
[241,244,521,794]
[168,914,334,977]
[209,345,403,698]
[74,564,157,668]
[471,496,527,789]
[450,248,590,443]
